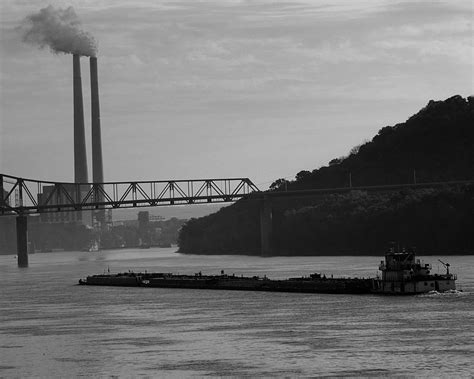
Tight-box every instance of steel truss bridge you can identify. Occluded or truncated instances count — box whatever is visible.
[2,172,474,267]
[0,174,260,216]
[2,173,474,217]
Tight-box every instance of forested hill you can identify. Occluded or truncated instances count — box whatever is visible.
[178,95,474,256]
[271,94,474,190]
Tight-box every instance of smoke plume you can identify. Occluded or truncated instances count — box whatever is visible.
[19,5,97,57]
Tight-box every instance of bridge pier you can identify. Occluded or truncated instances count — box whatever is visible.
[260,196,273,257]
[16,215,28,267]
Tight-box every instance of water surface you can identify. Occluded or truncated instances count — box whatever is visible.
[1,249,473,377]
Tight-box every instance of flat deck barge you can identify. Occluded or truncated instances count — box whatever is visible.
[79,271,373,294]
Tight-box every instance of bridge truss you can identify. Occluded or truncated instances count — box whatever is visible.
[0,174,260,216]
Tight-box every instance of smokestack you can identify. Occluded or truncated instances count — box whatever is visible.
[90,57,105,224]
[90,56,104,184]
[73,54,88,183]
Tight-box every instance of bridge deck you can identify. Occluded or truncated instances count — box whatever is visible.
[2,173,473,216]
[0,174,259,215]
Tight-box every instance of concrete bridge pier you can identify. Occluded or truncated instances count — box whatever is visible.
[16,215,28,267]
[260,196,273,257]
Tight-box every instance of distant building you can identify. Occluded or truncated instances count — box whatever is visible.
[138,211,150,230]
[0,216,16,254]
[113,219,138,227]
[37,184,92,225]
[137,211,150,245]
[1,188,11,211]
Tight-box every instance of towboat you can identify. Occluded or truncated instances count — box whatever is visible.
[372,246,456,294]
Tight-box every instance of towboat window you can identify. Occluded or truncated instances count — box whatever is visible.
[424,282,428,286]
[430,283,434,287]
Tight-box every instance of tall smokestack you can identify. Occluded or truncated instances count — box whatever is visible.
[73,54,88,183]
[90,56,105,224]
[90,56,104,185]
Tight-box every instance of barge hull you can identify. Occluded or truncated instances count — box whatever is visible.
[79,273,373,294]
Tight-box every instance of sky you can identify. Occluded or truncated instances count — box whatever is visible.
[1,0,473,195]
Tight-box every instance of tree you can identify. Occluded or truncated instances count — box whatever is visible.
[269,178,289,191]
[329,158,343,166]
[295,170,311,181]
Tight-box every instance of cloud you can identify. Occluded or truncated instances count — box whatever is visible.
[371,17,472,65]
[2,0,473,182]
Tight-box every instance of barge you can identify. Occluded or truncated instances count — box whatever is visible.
[78,247,457,295]
[79,271,373,294]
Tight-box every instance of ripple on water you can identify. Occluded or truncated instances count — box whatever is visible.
[1,252,473,377]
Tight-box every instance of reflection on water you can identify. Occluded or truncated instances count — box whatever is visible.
[1,249,473,377]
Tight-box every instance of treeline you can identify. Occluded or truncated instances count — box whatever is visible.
[99,217,186,249]
[178,200,261,255]
[272,186,474,255]
[178,95,474,256]
[270,95,474,191]
[0,216,186,254]
[178,186,474,255]
[0,218,93,253]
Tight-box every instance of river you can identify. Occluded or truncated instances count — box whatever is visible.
[1,249,473,377]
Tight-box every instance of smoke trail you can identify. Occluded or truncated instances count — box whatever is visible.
[19,5,97,57]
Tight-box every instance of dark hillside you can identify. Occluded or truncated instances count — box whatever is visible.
[178,95,474,255]
[274,95,474,190]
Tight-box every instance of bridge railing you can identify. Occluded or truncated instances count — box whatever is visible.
[0,174,260,215]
